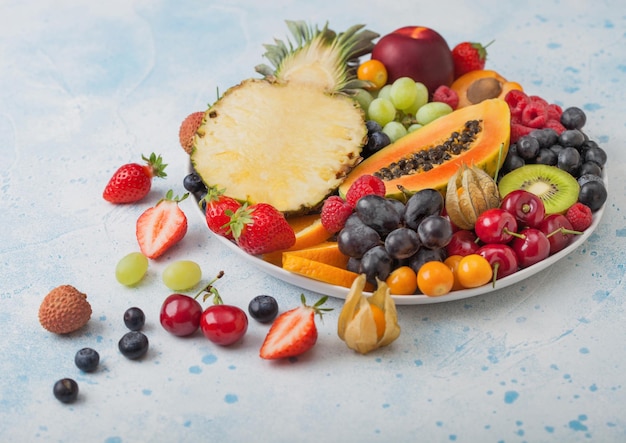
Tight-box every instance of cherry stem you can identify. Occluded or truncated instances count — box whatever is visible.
[491,263,500,288]
[546,227,583,238]
[505,228,525,239]
[193,270,225,304]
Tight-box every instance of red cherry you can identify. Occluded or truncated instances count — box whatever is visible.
[476,243,519,284]
[474,208,521,244]
[537,214,582,255]
[501,190,546,228]
[200,305,248,346]
[511,228,550,268]
[160,294,203,337]
[446,230,480,256]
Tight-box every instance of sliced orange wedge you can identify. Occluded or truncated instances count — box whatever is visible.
[263,214,333,266]
[282,253,368,290]
[285,241,349,269]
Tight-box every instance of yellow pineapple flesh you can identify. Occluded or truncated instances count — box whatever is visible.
[192,79,366,214]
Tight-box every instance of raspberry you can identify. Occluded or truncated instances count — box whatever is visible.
[320,196,353,234]
[546,103,563,121]
[431,85,459,109]
[504,89,530,119]
[510,122,534,143]
[544,119,566,135]
[529,95,549,107]
[566,202,593,231]
[521,101,548,128]
[345,174,386,207]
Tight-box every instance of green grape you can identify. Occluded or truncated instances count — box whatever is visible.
[162,260,202,291]
[376,84,393,100]
[382,121,408,142]
[403,82,430,116]
[389,77,419,111]
[368,97,396,126]
[415,102,454,126]
[407,123,423,133]
[353,89,374,114]
[116,252,149,286]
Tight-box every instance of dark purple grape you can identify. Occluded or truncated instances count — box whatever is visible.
[578,161,602,178]
[407,248,447,274]
[347,257,361,273]
[417,215,453,249]
[337,223,381,258]
[578,181,607,212]
[536,148,558,166]
[560,106,586,130]
[355,194,402,237]
[529,128,559,148]
[403,189,444,230]
[517,135,540,160]
[366,120,383,134]
[557,147,581,175]
[386,198,406,220]
[385,227,421,259]
[359,246,393,284]
[559,129,585,148]
[584,146,607,168]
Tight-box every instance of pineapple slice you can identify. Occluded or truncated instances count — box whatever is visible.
[191,21,378,214]
[192,79,366,214]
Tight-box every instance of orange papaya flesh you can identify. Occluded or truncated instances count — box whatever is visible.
[338,99,510,200]
[451,70,523,108]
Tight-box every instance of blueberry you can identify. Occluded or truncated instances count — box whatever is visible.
[123,307,145,331]
[501,152,525,175]
[557,147,581,175]
[578,173,605,188]
[74,348,100,372]
[516,135,540,160]
[560,106,587,130]
[529,128,559,148]
[578,181,607,212]
[584,146,607,168]
[248,295,279,323]
[118,331,149,360]
[558,129,585,148]
[53,378,79,404]
[578,161,602,178]
[536,148,558,166]
[183,172,206,195]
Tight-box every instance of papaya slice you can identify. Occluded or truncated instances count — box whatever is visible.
[339,99,510,199]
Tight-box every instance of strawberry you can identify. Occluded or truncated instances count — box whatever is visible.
[179,111,204,155]
[260,294,332,360]
[227,203,296,255]
[136,190,188,259]
[103,153,167,204]
[203,187,242,240]
[451,40,493,79]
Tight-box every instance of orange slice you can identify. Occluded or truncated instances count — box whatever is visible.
[282,253,363,289]
[263,214,333,266]
[285,242,349,269]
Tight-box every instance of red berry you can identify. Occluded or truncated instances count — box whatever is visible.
[200,305,248,346]
[511,228,550,268]
[204,188,242,240]
[546,103,563,121]
[160,294,203,337]
[504,89,530,119]
[103,153,167,204]
[510,122,534,143]
[321,196,353,234]
[451,41,492,79]
[500,189,546,228]
[432,85,459,109]
[521,101,548,128]
[565,202,593,231]
[544,119,566,135]
[345,174,386,208]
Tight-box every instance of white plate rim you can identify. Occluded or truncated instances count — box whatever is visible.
[189,164,607,305]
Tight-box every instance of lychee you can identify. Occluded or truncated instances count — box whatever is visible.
[38,285,92,334]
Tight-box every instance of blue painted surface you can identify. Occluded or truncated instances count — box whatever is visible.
[1,1,625,442]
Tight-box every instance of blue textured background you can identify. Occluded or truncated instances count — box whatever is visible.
[1,1,625,442]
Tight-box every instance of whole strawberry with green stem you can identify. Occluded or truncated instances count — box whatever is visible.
[451,40,494,79]
[203,187,242,240]
[227,203,295,255]
[103,153,167,203]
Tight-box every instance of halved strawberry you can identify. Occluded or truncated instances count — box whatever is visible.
[260,295,332,360]
[136,190,188,259]
[103,153,167,204]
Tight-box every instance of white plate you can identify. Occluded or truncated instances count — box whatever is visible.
[189,165,607,305]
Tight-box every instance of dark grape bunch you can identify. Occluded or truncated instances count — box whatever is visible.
[500,106,607,211]
[362,120,392,159]
[338,188,452,287]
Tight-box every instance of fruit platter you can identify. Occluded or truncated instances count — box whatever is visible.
[171,22,609,305]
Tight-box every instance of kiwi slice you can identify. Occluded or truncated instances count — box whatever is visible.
[498,164,580,214]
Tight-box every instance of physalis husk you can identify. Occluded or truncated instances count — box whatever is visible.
[337,274,401,354]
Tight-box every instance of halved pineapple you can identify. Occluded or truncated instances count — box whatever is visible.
[191,21,378,215]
